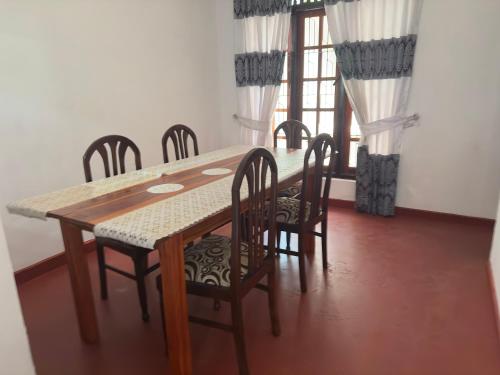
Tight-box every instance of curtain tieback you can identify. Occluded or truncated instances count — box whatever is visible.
[233,114,270,132]
[359,114,419,137]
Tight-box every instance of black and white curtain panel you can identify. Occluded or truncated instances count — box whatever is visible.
[324,0,423,216]
[233,0,292,145]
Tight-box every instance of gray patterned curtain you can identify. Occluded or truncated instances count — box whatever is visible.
[324,0,423,216]
[233,0,292,145]
[356,146,400,215]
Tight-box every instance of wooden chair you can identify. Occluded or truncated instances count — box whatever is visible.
[273,120,312,250]
[83,135,159,322]
[157,148,281,375]
[273,120,312,150]
[275,133,336,293]
[273,120,312,198]
[161,124,199,163]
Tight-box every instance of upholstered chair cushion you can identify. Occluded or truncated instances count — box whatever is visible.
[184,235,248,287]
[278,181,302,198]
[275,197,313,225]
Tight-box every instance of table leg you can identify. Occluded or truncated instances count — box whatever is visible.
[158,233,192,375]
[60,220,99,343]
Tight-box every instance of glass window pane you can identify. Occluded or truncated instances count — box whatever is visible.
[350,112,361,137]
[302,111,317,136]
[304,16,320,47]
[322,16,333,45]
[277,83,288,110]
[320,81,335,108]
[274,111,287,127]
[321,48,336,78]
[301,139,309,149]
[318,111,334,135]
[302,81,318,109]
[349,141,359,167]
[303,49,319,79]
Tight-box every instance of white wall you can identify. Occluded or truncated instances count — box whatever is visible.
[401,0,500,218]
[489,196,500,324]
[213,0,500,218]
[0,0,220,270]
[214,0,240,148]
[0,217,35,374]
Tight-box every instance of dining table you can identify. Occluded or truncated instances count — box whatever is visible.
[7,144,315,375]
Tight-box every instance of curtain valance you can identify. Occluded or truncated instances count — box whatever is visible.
[234,0,292,19]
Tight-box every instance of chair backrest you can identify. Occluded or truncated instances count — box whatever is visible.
[299,133,337,224]
[231,148,278,288]
[83,135,142,183]
[161,124,199,163]
[273,120,312,149]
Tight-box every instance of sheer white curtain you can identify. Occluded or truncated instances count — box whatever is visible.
[234,2,291,146]
[324,0,423,215]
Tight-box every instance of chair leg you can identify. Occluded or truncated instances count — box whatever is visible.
[158,287,168,355]
[231,298,249,375]
[96,242,108,300]
[286,231,291,251]
[277,230,282,256]
[321,218,328,270]
[267,268,281,337]
[297,232,307,293]
[134,255,150,322]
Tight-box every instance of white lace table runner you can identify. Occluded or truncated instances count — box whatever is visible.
[93,148,307,249]
[7,145,253,220]
[142,145,252,176]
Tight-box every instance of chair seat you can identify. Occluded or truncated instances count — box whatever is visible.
[184,235,249,288]
[278,181,302,198]
[275,197,315,225]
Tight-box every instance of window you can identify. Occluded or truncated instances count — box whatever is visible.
[273,2,359,177]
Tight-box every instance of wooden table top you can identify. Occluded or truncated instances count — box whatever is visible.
[48,153,246,229]
[8,145,307,249]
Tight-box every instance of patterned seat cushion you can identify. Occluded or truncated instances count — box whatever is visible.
[278,181,302,198]
[275,197,313,225]
[184,235,248,287]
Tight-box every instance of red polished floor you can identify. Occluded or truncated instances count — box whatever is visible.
[17,207,500,374]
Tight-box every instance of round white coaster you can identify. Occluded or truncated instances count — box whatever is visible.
[147,184,184,194]
[201,168,232,176]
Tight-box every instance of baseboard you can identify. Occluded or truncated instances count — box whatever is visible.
[395,206,495,227]
[328,199,495,227]
[328,198,355,209]
[486,261,500,343]
[15,239,96,286]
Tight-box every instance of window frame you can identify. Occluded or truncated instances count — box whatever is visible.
[275,3,357,179]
